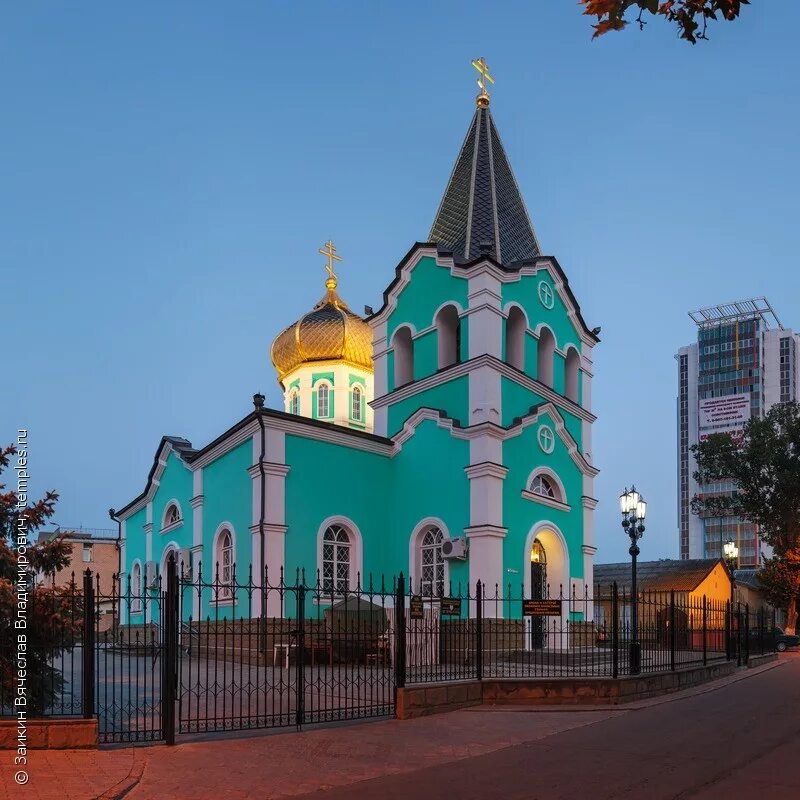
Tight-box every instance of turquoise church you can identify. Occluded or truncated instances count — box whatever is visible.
[115,68,600,628]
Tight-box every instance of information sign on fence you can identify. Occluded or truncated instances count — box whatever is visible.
[409,595,424,619]
[523,599,562,616]
[439,597,462,615]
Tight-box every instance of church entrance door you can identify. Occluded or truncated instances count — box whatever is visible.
[530,539,547,649]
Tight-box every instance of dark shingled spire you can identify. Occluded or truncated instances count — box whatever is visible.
[429,106,540,266]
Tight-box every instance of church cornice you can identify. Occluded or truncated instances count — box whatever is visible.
[366,243,599,347]
[388,403,598,479]
[116,407,394,520]
[371,353,596,424]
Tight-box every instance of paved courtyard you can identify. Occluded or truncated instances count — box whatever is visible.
[2,654,797,800]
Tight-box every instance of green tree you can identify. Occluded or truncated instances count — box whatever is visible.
[1,444,77,715]
[580,1,749,43]
[691,402,800,633]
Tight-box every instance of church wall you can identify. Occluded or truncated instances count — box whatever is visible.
[123,506,147,625]
[152,452,194,563]
[500,377,583,449]
[199,438,252,618]
[386,256,468,346]
[389,420,470,592]
[502,414,586,597]
[386,375,470,435]
[501,272,584,363]
[283,434,393,593]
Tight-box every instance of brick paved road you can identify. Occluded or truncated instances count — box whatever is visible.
[299,654,800,800]
[2,656,796,800]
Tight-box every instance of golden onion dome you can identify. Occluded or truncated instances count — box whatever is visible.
[270,279,373,385]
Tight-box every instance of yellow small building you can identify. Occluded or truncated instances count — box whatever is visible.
[594,559,734,653]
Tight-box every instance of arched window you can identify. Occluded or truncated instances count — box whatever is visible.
[393,326,414,387]
[162,502,182,531]
[289,390,300,415]
[351,385,363,421]
[131,561,142,613]
[419,526,445,598]
[506,306,527,371]
[317,383,330,418]
[565,347,580,403]
[322,524,352,594]
[525,469,566,506]
[531,474,556,499]
[435,305,461,369]
[537,326,556,388]
[215,528,234,599]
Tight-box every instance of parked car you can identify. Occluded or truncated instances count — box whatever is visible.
[772,628,800,652]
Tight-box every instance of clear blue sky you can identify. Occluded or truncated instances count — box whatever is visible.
[2,3,798,563]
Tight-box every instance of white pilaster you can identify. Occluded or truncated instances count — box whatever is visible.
[119,520,128,624]
[465,429,508,615]
[580,346,594,464]
[144,506,153,624]
[468,365,502,424]
[250,427,289,617]
[467,271,503,360]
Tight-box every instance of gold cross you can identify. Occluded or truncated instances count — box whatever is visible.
[319,239,343,289]
[471,57,495,106]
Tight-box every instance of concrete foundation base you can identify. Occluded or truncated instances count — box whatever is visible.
[0,718,98,749]
[395,654,776,719]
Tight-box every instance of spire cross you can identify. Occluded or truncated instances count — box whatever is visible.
[471,57,495,106]
[319,240,343,289]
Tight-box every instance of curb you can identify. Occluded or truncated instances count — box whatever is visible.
[94,753,146,800]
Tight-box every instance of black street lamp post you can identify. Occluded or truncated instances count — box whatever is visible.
[620,486,647,676]
[723,540,739,605]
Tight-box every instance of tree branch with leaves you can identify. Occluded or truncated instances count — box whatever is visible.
[691,401,800,633]
[580,1,749,43]
[0,443,78,714]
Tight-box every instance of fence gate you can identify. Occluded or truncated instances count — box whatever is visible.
[94,571,168,744]
[173,560,396,739]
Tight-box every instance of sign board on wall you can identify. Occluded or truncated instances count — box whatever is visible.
[522,599,562,616]
[699,395,750,430]
[699,395,750,442]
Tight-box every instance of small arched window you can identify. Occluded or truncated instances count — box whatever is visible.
[419,526,445,598]
[322,524,352,594]
[289,390,300,415]
[163,502,181,530]
[506,306,527,371]
[393,326,414,387]
[317,383,330,418]
[131,562,142,613]
[526,470,566,505]
[565,347,580,403]
[531,474,556,499]
[352,385,363,421]
[216,528,234,599]
[537,327,556,388]
[435,305,461,369]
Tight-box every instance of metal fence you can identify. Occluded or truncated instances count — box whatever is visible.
[1,560,778,745]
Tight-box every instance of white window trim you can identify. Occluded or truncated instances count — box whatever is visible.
[522,467,569,511]
[160,541,181,581]
[537,425,555,454]
[316,515,363,595]
[130,559,143,614]
[160,499,185,534]
[408,517,450,596]
[538,280,555,309]
[316,381,333,419]
[212,522,237,603]
[351,384,364,422]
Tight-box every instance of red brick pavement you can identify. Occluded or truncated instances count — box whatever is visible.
[0,660,782,800]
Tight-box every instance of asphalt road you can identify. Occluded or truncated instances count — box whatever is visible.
[299,655,800,800]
